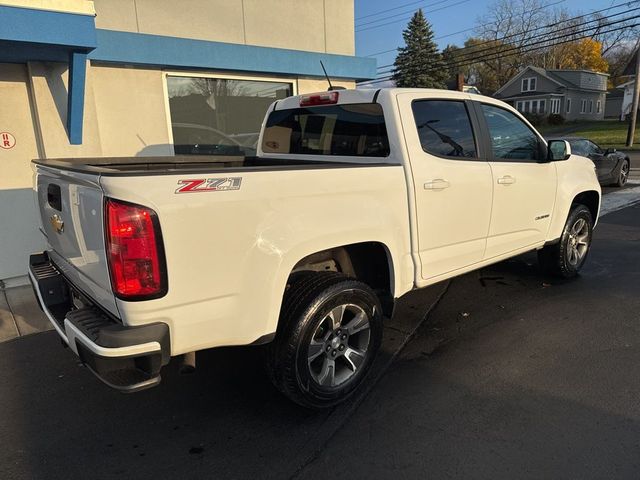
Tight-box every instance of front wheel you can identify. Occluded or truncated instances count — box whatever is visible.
[266,272,382,409]
[538,204,594,278]
[614,159,630,187]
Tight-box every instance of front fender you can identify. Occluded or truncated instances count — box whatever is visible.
[547,155,601,241]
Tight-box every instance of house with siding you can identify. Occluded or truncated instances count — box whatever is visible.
[494,66,608,121]
[604,84,626,119]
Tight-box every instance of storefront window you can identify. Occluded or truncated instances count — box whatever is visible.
[167,76,293,156]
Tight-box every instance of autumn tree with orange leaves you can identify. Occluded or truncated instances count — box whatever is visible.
[553,39,609,73]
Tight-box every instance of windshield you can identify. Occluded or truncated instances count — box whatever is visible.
[262,103,390,157]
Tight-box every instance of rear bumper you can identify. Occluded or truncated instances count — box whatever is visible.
[28,252,170,392]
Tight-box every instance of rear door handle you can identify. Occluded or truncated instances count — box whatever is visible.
[424,179,450,190]
[497,175,516,185]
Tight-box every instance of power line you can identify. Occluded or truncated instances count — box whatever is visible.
[362,0,567,56]
[355,0,446,21]
[364,0,609,57]
[374,3,639,71]
[356,0,464,28]
[373,16,639,78]
[425,13,640,70]
[359,21,638,85]
[375,0,637,68]
[356,0,473,33]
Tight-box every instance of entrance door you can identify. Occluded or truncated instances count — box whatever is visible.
[0,63,45,280]
[397,93,493,280]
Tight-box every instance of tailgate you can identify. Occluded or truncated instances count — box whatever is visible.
[35,165,119,317]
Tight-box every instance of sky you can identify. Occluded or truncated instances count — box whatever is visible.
[355,0,622,83]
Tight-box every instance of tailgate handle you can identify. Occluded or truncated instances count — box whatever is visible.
[47,184,62,211]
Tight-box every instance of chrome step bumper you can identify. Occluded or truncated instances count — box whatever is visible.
[28,252,170,393]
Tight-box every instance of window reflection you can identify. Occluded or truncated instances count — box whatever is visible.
[262,104,390,157]
[411,100,477,158]
[167,77,293,156]
[481,104,540,161]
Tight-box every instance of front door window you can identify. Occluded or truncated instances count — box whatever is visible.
[481,104,540,161]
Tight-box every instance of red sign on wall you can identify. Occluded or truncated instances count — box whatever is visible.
[0,132,16,149]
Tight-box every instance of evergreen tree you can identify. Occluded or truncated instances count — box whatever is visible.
[392,9,448,88]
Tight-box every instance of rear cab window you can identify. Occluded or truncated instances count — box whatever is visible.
[261,103,390,158]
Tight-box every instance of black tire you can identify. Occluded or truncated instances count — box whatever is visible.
[614,159,630,188]
[266,271,383,409]
[537,204,594,278]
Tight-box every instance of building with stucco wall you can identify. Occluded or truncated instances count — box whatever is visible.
[0,0,375,283]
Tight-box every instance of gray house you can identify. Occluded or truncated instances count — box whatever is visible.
[494,66,608,121]
[604,86,625,119]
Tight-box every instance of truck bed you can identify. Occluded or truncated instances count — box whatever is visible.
[33,156,391,176]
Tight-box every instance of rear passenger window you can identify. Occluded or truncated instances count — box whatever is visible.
[411,100,477,158]
[481,104,541,161]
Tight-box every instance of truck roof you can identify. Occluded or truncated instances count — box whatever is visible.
[273,87,503,111]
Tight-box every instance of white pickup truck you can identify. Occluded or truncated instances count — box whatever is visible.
[29,88,600,408]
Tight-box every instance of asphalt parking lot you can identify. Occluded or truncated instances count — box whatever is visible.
[1,201,639,480]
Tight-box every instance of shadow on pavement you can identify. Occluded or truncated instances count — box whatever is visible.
[0,282,445,480]
[0,336,322,479]
[300,205,640,479]
[3,206,638,480]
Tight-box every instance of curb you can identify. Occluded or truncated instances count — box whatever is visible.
[600,184,640,217]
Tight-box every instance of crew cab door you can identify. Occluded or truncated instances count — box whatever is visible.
[397,94,493,280]
[475,103,556,258]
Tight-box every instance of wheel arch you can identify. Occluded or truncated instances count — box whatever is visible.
[572,190,600,221]
[546,188,601,243]
[289,241,396,317]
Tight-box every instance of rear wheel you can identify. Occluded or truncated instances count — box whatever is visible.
[266,271,382,409]
[614,159,630,187]
[538,204,593,278]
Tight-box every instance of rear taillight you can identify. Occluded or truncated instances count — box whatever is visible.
[299,91,339,107]
[105,198,167,300]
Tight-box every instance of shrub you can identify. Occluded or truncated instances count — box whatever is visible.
[547,114,565,125]
[522,112,545,126]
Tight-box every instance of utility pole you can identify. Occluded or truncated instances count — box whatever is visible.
[626,44,640,147]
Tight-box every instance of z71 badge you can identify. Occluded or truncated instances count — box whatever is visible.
[175,177,242,194]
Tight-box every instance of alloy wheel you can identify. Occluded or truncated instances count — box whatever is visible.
[620,161,629,186]
[307,304,371,388]
[566,217,590,266]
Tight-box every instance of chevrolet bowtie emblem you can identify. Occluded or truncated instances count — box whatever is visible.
[50,214,64,234]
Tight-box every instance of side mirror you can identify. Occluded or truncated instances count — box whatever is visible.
[604,147,616,155]
[547,139,571,161]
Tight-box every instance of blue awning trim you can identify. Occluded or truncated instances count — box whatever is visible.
[0,5,96,49]
[67,51,87,145]
[0,5,96,145]
[0,40,71,63]
[90,30,377,81]
[0,7,375,148]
